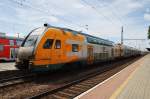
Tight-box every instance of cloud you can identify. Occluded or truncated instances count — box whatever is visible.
[46,16,59,23]
[0,0,149,50]
[146,8,150,13]
[144,13,150,21]
[127,2,142,9]
[73,3,85,8]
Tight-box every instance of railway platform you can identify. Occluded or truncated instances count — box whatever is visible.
[0,62,16,71]
[74,54,150,99]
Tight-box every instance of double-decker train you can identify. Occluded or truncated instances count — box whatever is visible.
[15,24,141,71]
[0,33,23,61]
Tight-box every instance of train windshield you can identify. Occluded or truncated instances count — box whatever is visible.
[23,27,45,47]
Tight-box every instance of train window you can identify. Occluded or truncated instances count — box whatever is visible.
[55,40,61,49]
[16,40,23,46]
[72,44,79,52]
[0,44,3,51]
[23,27,45,47]
[43,39,54,49]
[103,47,106,52]
[24,35,38,47]
[9,40,14,46]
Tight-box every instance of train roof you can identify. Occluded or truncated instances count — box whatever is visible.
[115,43,140,51]
[44,23,114,46]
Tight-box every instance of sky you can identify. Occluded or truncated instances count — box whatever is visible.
[0,0,150,50]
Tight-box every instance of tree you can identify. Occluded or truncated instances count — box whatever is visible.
[148,26,150,39]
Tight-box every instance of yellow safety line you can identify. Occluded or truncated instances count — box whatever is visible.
[109,63,142,99]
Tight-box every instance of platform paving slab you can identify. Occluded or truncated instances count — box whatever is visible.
[74,55,148,99]
[114,54,150,99]
[0,62,16,71]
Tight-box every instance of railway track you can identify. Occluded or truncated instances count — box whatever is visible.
[0,69,32,80]
[0,72,36,88]
[0,70,20,79]
[27,56,141,99]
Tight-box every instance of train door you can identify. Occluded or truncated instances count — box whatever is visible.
[87,46,94,64]
[9,40,15,60]
[15,48,19,57]
[53,39,62,64]
[0,44,4,58]
[39,38,54,65]
[10,48,15,60]
[111,48,114,58]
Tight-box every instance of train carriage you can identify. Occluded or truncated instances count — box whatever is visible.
[16,26,87,70]
[85,35,114,63]
[113,44,141,58]
[0,33,23,61]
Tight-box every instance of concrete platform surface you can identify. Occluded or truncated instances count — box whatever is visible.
[74,54,149,99]
[111,54,150,99]
[0,62,16,71]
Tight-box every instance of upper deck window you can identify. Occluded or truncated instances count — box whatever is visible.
[16,40,23,46]
[55,40,61,49]
[87,36,113,46]
[43,39,54,49]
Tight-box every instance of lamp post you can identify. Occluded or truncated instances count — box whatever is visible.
[121,26,123,44]
[17,33,20,38]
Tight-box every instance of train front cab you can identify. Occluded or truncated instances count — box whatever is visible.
[16,26,86,71]
[31,28,65,71]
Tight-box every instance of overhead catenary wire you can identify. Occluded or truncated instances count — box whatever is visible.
[9,0,87,31]
[81,0,117,26]
[44,0,89,30]
[9,0,123,32]
[9,0,125,33]
[96,0,124,25]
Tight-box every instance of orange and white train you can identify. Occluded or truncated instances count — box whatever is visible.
[15,23,141,71]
